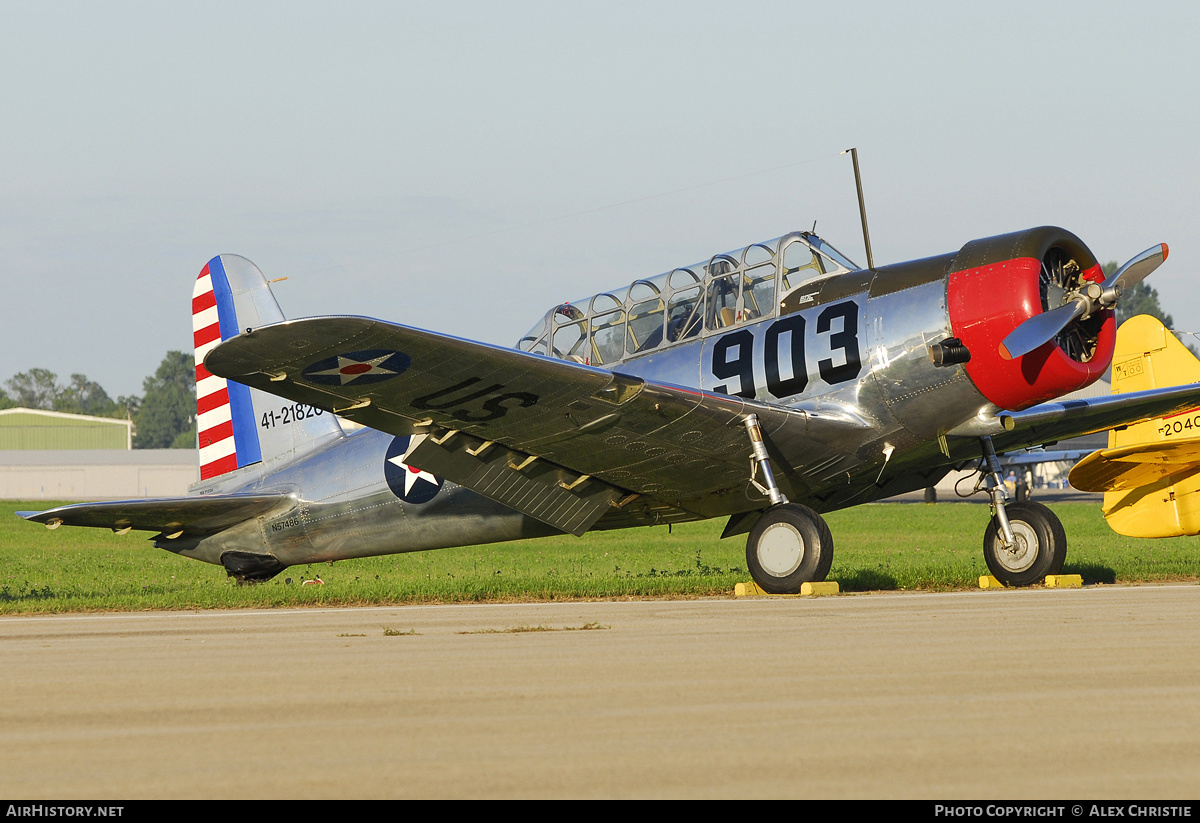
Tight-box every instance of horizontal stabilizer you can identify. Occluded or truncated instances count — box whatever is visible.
[19,493,291,537]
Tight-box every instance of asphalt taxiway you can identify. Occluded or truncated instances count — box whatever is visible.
[2,585,1197,798]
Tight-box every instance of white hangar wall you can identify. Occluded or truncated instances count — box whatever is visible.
[0,450,197,500]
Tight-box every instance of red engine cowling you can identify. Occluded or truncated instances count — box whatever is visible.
[947,226,1115,411]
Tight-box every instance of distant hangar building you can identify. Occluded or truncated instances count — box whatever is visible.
[0,408,194,500]
[0,407,133,450]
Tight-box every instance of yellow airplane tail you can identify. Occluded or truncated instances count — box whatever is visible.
[1068,315,1200,537]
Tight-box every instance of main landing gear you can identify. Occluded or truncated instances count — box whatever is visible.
[978,436,1066,587]
[742,414,834,594]
[740,425,1068,594]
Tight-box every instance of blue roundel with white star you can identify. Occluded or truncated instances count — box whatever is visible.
[384,435,444,504]
[302,349,411,386]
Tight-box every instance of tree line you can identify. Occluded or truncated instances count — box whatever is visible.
[1,352,196,449]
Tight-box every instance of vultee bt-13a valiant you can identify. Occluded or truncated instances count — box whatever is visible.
[22,225,1199,591]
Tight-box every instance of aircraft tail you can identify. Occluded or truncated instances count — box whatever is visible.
[1068,315,1200,536]
[192,255,343,483]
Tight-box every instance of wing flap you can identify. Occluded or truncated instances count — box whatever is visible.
[19,494,291,536]
[406,433,628,536]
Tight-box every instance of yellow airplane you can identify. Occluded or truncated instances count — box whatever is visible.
[1069,315,1200,537]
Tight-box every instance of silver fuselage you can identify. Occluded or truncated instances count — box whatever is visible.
[171,265,986,570]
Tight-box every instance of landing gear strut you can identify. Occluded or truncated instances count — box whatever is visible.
[978,436,1066,586]
[741,414,835,594]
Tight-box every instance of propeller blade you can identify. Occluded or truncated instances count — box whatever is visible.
[999,243,1170,360]
[1102,243,1169,294]
[999,300,1087,360]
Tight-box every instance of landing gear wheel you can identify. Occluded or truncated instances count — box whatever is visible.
[746,504,833,594]
[1015,482,1029,503]
[983,501,1066,586]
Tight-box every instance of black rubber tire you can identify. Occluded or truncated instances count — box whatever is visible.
[1038,502,1068,576]
[983,501,1067,586]
[745,504,834,594]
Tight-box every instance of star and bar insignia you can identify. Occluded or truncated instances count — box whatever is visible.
[301,349,411,386]
[383,435,444,504]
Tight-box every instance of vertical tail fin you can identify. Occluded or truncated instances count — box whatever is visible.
[192,255,343,483]
[1108,314,1200,417]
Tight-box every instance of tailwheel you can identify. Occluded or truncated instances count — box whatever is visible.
[983,501,1067,587]
[745,504,834,594]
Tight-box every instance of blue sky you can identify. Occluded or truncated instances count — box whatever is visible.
[2,0,1197,398]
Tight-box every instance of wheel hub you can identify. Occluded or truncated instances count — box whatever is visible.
[996,521,1038,573]
[757,522,805,577]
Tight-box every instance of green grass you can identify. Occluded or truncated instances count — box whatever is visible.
[1,500,1197,614]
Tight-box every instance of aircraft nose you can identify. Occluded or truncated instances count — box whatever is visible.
[946,226,1114,411]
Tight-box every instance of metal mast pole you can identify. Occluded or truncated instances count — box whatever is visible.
[844,147,875,270]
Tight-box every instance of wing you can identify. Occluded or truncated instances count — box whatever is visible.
[984,384,1200,453]
[205,316,865,534]
[19,493,291,537]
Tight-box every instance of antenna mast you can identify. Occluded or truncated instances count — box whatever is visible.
[843,148,875,270]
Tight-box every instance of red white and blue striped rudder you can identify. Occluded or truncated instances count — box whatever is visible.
[193,257,263,479]
[191,254,342,482]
